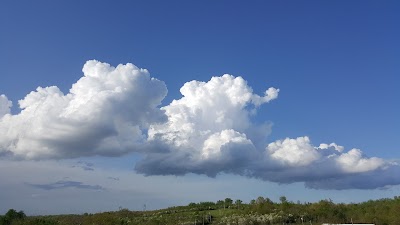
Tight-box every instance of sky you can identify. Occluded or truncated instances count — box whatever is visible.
[0,0,399,215]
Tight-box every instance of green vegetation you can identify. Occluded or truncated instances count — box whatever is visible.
[3,196,400,225]
[0,209,26,225]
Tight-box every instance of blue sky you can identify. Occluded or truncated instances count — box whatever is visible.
[1,0,399,215]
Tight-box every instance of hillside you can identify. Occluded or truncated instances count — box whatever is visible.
[2,196,400,225]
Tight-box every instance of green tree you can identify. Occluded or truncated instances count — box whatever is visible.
[256,196,265,204]
[224,198,233,209]
[0,209,26,225]
[279,196,287,204]
[235,199,242,209]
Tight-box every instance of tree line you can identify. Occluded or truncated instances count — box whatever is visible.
[2,196,400,224]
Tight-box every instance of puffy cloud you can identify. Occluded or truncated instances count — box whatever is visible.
[201,130,253,159]
[134,72,397,190]
[0,60,167,159]
[148,75,279,144]
[0,94,12,118]
[139,75,278,176]
[318,142,344,152]
[250,136,392,189]
[335,148,385,173]
[267,136,320,167]
[251,87,280,106]
[0,60,398,190]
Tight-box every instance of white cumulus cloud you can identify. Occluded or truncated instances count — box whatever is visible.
[0,60,398,190]
[201,130,252,159]
[318,142,344,152]
[335,148,385,173]
[251,87,280,106]
[137,75,278,176]
[148,74,279,146]
[250,136,392,189]
[0,60,167,159]
[267,136,320,167]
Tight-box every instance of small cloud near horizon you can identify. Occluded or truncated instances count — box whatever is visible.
[26,180,105,191]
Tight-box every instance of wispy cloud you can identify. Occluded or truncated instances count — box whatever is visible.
[27,180,105,191]
[73,161,95,171]
[0,60,398,190]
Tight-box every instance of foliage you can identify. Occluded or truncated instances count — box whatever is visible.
[3,196,400,224]
[0,209,26,225]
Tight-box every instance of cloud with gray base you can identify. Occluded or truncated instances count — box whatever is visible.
[247,136,394,189]
[0,60,398,190]
[138,75,278,177]
[0,60,167,159]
